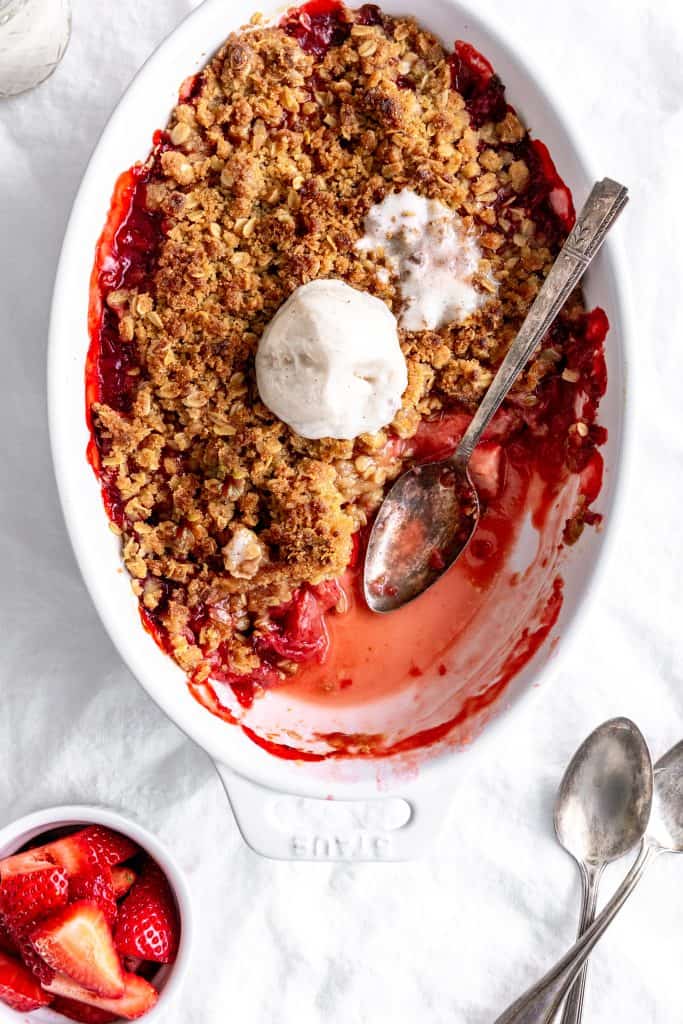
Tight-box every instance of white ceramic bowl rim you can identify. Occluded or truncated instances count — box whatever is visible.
[47,0,634,833]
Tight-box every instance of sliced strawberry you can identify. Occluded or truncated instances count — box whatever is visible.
[410,411,470,462]
[122,957,159,984]
[0,866,69,928]
[409,408,520,465]
[0,917,17,955]
[30,902,124,998]
[112,867,137,901]
[45,971,158,1021]
[51,995,119,1023]
[256,587,329,664]
[579,450,604,504]
[70,866,118,926]
[309,578,343,612]
[115,860,179,964]
[7,926,54,985]
[45,827,138,876]
[0,949,52,1012]
[0,866,69,983]
[0,827,138,880]
[0,847,55,881]
[470,442,506,501]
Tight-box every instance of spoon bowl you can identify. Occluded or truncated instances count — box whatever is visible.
[363,460,478,613]
[650,740,683,852]
[554,716,653,868]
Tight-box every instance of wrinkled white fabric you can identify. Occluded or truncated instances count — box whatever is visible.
[0,2,682,1022]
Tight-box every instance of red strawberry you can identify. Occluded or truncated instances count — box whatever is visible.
[51,995,119,1023]
[70,866,118,925]
[0,917,17,955]
[46,827,138,876]
[30,902,124,998]
[0,866,69,983]
[112,866,137,901]
[0,867,68,927]
[7,927,54,985]
[0,847,55,881]
[115,860,179,964]
[0,949,52,1012]
[122,957,159,983]
[45,971,158,1021]
[0,827,138,880]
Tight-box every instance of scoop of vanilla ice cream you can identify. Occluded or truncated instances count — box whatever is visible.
[255,279,407,440]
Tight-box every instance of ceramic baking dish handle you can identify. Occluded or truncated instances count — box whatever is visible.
[216,763,447,861]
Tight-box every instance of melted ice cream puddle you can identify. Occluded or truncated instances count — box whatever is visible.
[357,189,497,331]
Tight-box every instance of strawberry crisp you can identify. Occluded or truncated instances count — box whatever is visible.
[87,1,609,715]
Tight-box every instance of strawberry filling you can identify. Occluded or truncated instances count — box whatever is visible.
[448,40,508,127]
[282,0,351,57]
[257,581,341,663]
[85,5,610,755]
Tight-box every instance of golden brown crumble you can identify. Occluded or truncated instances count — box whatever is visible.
[91,7,590,683]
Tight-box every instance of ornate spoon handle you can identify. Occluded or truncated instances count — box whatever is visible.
[454,178,628,469]
[559,861,603,1024]
[494,842,655,1024]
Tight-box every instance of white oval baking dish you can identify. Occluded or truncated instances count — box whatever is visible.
[48,0,632,860]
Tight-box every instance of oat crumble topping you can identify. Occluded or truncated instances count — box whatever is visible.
[88,3,607,696]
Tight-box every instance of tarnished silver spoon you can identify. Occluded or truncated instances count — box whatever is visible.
[494,738,683,1024]
[363,177,628,613]
[554,718,653,1024]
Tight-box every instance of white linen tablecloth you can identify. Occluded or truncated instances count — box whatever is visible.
[1,1,682,1021]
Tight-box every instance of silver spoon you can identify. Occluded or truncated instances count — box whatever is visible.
[363,178,628,613]
[554,718,653,1024]
[494,739,683,1024]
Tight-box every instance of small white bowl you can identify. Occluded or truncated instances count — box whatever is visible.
[0,805,193,1024]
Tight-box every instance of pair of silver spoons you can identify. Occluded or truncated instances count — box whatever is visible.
[495,719,683,1023]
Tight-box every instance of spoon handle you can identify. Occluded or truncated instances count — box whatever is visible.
[559,862,603,1024]
[493,842,655,1024]
[453,177,628,468]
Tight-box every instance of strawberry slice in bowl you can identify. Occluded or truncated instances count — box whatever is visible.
[115,860,180,965]
[30,901,125,998]
[0,949,53,1013]
[0,918,18,955]
[44,973,158,1022]
[111,867,137,902]
[0,866,69,983]
[69,866,118,926]
[51,994,120,1023]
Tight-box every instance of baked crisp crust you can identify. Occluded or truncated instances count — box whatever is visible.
[89,4,603,688]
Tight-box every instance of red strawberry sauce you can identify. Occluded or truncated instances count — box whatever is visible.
[86,9,609,761]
